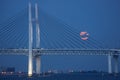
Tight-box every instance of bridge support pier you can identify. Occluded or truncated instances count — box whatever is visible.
[36,56,41,75]
[108,54,112,74]
[113,55,119,74]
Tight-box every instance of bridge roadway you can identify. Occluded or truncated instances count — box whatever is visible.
[0,49,120,56]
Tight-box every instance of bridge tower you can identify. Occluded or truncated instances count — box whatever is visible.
[28,2,33,77]
[28,2,41,76]
[35,3,41,75]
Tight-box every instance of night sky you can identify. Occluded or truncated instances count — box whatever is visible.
[0,0,120,72]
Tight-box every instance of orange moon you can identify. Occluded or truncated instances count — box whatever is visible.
[80,31,89,40]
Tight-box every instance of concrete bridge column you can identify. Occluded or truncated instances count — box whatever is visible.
[36,56,41,74]
[113,55,119,74]
[108,54,112,74]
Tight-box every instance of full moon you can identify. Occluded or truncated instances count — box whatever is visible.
[80,31,89,40]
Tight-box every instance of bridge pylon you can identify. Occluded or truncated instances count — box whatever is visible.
[28,2,41,76]
[28,2,33,77]
[35,3,41,75]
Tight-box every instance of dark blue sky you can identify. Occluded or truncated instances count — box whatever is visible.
[0,0,120,72]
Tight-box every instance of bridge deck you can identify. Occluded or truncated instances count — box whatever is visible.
[0,49,120,56]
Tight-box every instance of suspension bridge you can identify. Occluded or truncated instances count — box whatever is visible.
[0,2,120,77]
